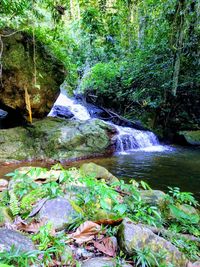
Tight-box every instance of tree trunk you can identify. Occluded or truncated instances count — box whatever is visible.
[171,0,185,96]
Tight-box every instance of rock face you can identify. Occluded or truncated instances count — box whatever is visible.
[38,197,78,230]
[118,218,188,267]
[80,163,118,183]
[0,228,35,252]
[0,29,64,118]
[178,131,200,145]
[0,117,115,161]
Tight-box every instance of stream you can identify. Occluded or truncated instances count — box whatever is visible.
[0,146,199,200]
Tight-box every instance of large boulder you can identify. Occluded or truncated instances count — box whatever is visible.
[38,197,78,230]
[0,228,35,252]
[118,218,188,267]
[80,163,119,183]
[0,29,64,118]
[0,117,115,161]
[178,131,200,146]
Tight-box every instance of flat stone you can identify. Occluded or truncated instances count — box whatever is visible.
[38,197,78,230]
[0,228,35,252]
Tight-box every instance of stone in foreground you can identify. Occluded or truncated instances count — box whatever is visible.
[81,257,132,267]
[118,218,189,267]
[0,228,35,252]
[38,197,78,230]
[80,163,119,183]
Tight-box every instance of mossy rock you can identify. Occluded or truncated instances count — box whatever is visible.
[80,162,119,184]
[178,131,200,145]
[0,118,114,161]
[1,29,64,117]
[118,218,189,267]
[140,190,166,206]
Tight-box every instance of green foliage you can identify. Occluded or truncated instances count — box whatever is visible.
[132,247,167,267]
[167,187,198,207]
[0,246,39,267]
[9,190,20,216]
[20,187,48,213]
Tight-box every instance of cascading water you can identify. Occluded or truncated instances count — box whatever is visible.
[48,82,91,121]
[113,125,166,153]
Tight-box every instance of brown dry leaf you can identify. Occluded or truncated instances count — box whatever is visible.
[15,219,48,233]
[93,237,117,257]
[70,221,101,244]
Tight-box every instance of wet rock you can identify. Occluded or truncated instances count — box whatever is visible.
[178,131,200,146]
[50,105,74,119]
[81,257,132,267]
[0,118,115,161]
[80,163,119,183]
[118,218,188,267]
[0,109,8,119]
[140,190,166,205]
[0,228,35,252]
[38,197,78,230]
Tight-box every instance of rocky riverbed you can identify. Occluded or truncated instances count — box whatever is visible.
[0,163,199,266]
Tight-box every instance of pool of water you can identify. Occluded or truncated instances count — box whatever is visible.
[0,146,199,200]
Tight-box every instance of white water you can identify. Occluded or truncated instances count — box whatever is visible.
[48,82,91,121]
[114,125,167,153]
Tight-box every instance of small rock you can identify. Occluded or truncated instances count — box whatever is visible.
[0,179,8,192]
[38,197,78,230]
[74,247,94,259]
[81,257,132,267]
[0,228,35,252]
[80,163,119,184]
[0,179,8,188]
[118,218,189,267]
[140,190,166,205]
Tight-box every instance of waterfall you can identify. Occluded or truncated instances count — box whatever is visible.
[113,125,165,153]
[49,81,166,153]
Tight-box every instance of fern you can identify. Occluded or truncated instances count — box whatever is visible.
[9,190,20,216]
[20,187,48,213]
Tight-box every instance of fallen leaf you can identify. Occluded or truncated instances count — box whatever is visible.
[93,237,117,257]
[69,221,101,244]
[15,219,48,233]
